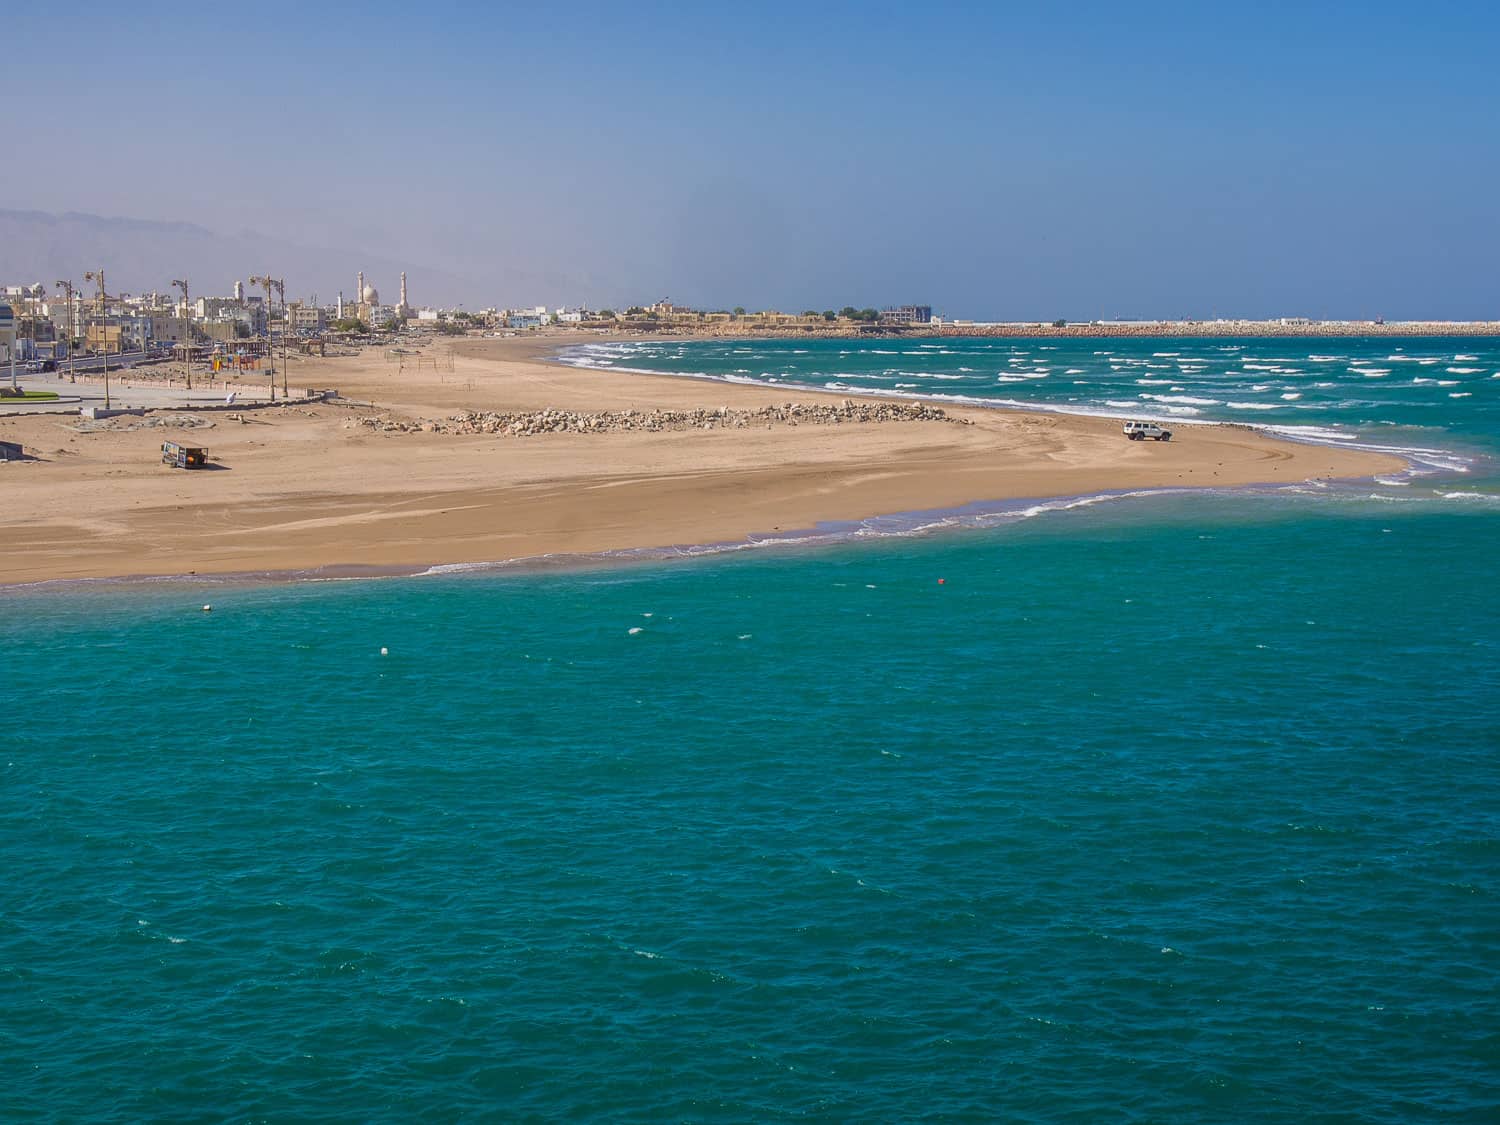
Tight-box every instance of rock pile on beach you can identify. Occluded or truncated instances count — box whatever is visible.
[346,401,967,437]
[72,414,216,433]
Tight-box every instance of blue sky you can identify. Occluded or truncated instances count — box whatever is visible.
[6,0,1497,316]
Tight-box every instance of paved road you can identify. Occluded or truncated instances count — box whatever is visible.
[1,369,282,416]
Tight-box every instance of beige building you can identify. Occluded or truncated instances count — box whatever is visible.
[288,305,328,332]
[85,323,124,352]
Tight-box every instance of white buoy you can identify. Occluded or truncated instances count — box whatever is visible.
[202,604,212,612]
[380,647,389,655]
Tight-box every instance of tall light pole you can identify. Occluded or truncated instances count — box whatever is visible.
[84,269,110,409]
[249,275,276,401]
[55,280,76,383]
[171,278,192,390]
[273,278,288,398]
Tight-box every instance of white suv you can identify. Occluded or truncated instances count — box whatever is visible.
[1123,420,1172,442]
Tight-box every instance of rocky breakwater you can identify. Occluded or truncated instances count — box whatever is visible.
[347,400,968,436]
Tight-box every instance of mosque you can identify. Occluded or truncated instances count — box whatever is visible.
[339,271,412,325]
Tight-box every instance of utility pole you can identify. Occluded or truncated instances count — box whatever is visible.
[171,278,193,389]
[249,275,276,401]
[55,280,76,383]
[84,269,110,409]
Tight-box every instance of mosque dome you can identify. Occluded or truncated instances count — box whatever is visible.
[362,284,379,305]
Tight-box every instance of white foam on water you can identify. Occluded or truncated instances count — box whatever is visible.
[1260,423,1358,442]
[1227,402,1283,410]
[1281,393,1302,400]
[1449,392,1472,398]
[1447,367,1483,374]
[1139,394,1221,405]
[1436,491,1500,505]
[419,560,508,576]
[1454,354,1478,361]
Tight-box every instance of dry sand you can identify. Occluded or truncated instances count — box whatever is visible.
[0,333,1405,586]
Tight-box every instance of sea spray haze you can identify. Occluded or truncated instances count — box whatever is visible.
[4,470,1499,1120]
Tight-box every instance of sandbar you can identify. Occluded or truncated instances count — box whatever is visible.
[0,333,1406,586]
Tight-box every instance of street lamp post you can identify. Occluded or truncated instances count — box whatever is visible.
[249,275,275,402]
[55,280,76,383]
[84,269,110,409]
[171,278,192,390]
[274,278,288,398]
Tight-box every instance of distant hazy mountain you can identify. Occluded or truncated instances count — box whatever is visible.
[0,208,482,308]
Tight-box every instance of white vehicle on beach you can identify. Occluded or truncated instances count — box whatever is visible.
[1123,420,1172,441]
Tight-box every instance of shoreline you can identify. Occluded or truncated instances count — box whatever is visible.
[0,333,1411,588]
[0,477,1392,596]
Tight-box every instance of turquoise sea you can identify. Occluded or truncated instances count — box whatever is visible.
[4,337,1498,1121]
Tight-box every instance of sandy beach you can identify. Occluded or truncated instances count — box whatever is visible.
[0,333,1406,586]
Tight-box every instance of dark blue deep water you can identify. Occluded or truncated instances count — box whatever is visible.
[3,338,1498,1121]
